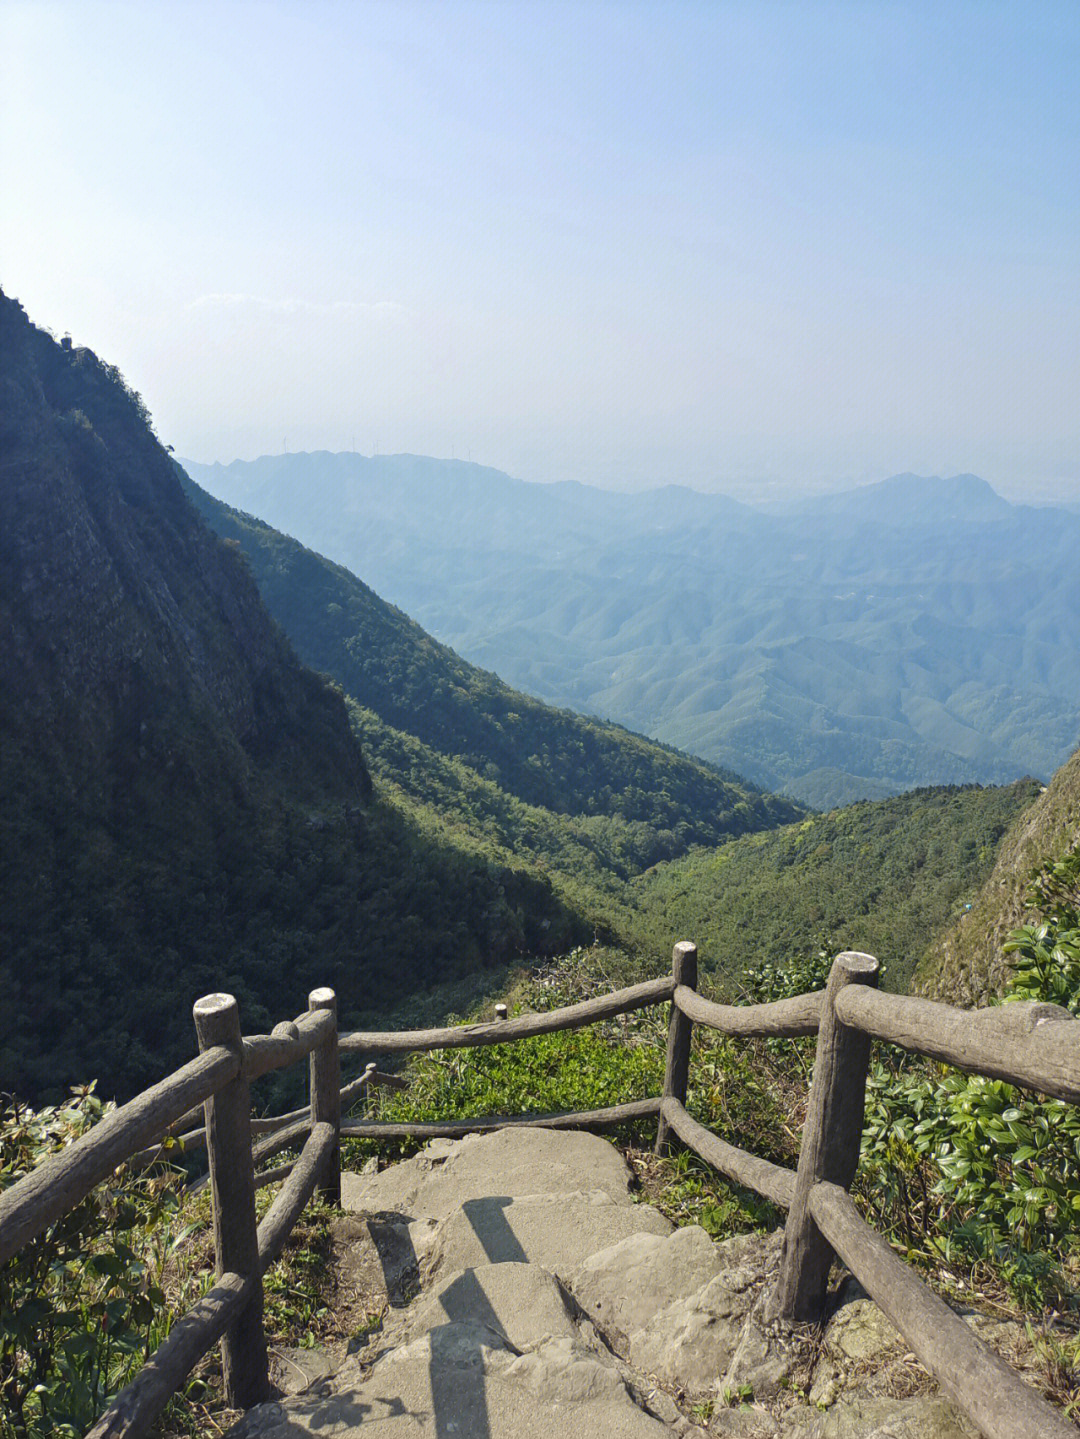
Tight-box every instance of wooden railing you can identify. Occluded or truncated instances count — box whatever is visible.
[1,948,1077,1439]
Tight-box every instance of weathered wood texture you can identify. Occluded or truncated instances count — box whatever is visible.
[241,1008,335,1080]
[0,1046,237,1267]
[675,985,824,1037]
[341,1096,661,1141]
[660,1097,796,1209]
[339,975,676,1055]
[308,988,341,1205]
[256,1123,336,1270]
[190,1118,312,1195]
[655,943,698,1155]
[193,994,269,1410]
[809,1181,1076,1439]
[85,1271,252,1439]
[835,986,1080,1102]
[773,951,879,1321]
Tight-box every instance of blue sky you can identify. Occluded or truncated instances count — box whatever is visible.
[2,0,1077,501]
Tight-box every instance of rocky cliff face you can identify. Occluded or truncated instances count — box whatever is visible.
[914,744,1080,1004]
[0,289,368,806]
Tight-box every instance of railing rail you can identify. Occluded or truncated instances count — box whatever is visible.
[2,943,1076,1439]
[338,974,676,1054]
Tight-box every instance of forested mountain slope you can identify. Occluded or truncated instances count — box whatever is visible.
[180,476,802,860]
[183,452,1080,808]
[625,781,1041,994]
[915,745,1080,1004]
[0,296,579,1102]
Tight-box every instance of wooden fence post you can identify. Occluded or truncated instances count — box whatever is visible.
[309,987,341,1206]
[192,994,269,1408]
[654,941,698,1154]
[771,951,880,1322]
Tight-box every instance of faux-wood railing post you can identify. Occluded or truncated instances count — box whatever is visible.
[192,994,269,1408]
[655,941,697,1154]
[309,987,341,1205]
[772,951,879,1322]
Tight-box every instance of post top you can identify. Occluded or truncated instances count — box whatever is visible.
[193,992,237,1016]
[308,987,336,1006]
[674,940,698,957]
[835,951,879,975]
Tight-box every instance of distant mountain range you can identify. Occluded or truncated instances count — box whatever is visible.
[180,454,1080,807]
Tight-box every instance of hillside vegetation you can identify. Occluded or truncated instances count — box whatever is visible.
[182,451,1080,806]
[626,781,1041,993]
[916,743,1080,1003]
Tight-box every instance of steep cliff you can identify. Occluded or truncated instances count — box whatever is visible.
[0,295,575,1101]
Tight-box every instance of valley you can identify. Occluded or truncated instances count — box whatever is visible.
[182,452,1080,808]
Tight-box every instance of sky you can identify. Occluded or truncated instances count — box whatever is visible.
[2,0,1078,504]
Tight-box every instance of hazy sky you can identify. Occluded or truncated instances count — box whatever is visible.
[3,1,1078,502]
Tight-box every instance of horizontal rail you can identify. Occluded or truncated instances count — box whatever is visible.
[809,1181,1075,1439]
[660,1097,796,1209]
[242,1008,335,1081]
[128,1065,398,1169]
[85,1271,252,1439]
[256,1123,336,1270]
[254,1161,296,1191]
[834,988,1080,1102]
[0,1046,238,1267]
[187,1118,311,1196]
[340,975,677,1055]
[674,986,823,1037]
[341,1096,661,1141]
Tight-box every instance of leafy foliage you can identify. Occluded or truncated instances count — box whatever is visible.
[631,781,1039,992]
[0,1089,188,1438]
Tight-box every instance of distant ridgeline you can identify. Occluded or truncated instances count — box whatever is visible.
[181,451,1080,809]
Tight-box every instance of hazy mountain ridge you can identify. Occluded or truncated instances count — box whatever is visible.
[181,452,1080,807]
[178,470,1041,998]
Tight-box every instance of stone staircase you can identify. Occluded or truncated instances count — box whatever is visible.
[228,1129,1026,1438]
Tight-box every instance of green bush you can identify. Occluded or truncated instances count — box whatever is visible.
[857,846,1080,1307]
[0,1088,187,1438]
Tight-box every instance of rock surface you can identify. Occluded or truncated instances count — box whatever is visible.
[230,1129,1039,1438]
